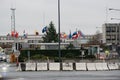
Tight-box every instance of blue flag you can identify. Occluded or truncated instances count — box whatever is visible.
[42,26,47,33]
[69,31,72,39]
[72,31,77,36]
[23,30,27,38]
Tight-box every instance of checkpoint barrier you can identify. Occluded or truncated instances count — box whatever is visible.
[26,63,36,71]
[62,63,73,71]
[102,63,109,70]
[108,63,119,70]
[95,63,108,71]
[37,63,47,71]
[76,63,86,71]
[18,62,119,71]
[17,63,22,71]
[49,63,60,70]
[118,63,120,69]
[87,63,96,71]
[95,63,103,71]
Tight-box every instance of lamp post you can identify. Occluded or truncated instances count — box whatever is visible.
[111,18,120,20]
[109,8,120,44]
[58,0,61,62]
[109,8,120,21]
[109,8,120,11]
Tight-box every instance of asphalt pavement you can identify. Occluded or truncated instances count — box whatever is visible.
[0,62,120,80]
[0,70,120,80]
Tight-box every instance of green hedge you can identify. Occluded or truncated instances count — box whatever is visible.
[19,49,93,62]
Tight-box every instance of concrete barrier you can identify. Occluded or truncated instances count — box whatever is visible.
[102,63,109,70]
[113,63,119,70]
[108,63,119,70]
[118,63,120,69]
[19,62,119,71]
[95,63,103,71]
[87,63,96,71]
[62,63,73,71]
[17,63,22,71]
[75,63,86,71]
[95,63,109,71]
[26,63,36,71]
[37,63,47,71]
[49,63,60,71]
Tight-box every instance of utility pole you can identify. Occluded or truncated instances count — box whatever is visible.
[58,0,61,62]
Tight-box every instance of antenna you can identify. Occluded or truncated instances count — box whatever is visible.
[10,0,16,32]
[105,7,108,23]
[11,8,16,32]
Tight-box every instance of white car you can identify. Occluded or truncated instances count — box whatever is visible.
[0,53,6,61]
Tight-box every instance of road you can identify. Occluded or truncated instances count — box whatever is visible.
[0,63,120,80]
[1,70,120,80]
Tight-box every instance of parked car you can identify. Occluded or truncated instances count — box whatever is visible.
[0,53,6,61]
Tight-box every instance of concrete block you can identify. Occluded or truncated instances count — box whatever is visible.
[17,63,21,71]
[26,63,36,71]
[108,63,119,70]
[87,63,96,71]
[95,63,103,71]
[102,63,109,70]
[49,63,60,70]
[75,63,86,71]
[37,63,47,71]
[62,63,73,71]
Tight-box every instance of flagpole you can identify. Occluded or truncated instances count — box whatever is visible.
[58,0,61,62]
[76,28,78,48]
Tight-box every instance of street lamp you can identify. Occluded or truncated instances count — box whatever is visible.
[109,8,120,11]
[111,18,120,20]
[109,8,120,20]
[58,0,61,62]
[109,8,120,44]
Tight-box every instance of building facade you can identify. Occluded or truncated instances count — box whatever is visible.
[102,23,120,44]
[0,35,69,50]
[0,34,95,50]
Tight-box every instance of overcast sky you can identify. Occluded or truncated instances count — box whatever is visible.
[0,0,120,35]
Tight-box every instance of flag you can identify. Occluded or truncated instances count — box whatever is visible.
[72,31,78,39]
[42,26,47,33]
[15,32,19,38]
[78,30,85,38]
[11,31,15,37]
[7,33,10,36]
[69,31,72,39]
[60,32,67,39]
[11,31,19,38]
[23,30,27,38]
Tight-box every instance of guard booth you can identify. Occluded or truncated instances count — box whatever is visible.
[88,45,100,56]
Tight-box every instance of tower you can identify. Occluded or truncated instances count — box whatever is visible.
[11,8,16,32]
[11,8,17,51]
